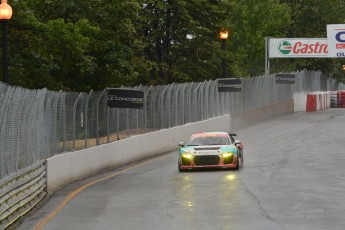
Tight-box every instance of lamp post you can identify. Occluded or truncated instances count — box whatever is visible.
[0,0,12,84]
[220,30,228,78]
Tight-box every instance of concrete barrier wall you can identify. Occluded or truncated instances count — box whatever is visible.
[47,99,295,193]
[230,99,294,131]
[47,114,231,193]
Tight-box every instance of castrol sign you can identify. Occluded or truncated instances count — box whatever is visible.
[269,38,328,58]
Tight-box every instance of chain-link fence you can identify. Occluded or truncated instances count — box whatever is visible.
[1,70,344,179]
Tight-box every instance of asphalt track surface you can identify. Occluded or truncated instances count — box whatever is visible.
[18,109,345,230]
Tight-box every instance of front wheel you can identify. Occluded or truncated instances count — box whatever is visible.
[178,165,183,172]
[178,161,186,172]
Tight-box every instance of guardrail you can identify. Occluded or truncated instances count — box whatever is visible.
[0,161,46,230]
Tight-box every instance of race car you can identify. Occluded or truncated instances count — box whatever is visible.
[178,132,243,172]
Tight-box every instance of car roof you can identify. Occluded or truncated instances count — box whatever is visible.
[190,132,229,137]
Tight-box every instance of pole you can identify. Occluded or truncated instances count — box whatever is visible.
[2,20,8,83]
[222,39,226,78]
[265,37,270,76]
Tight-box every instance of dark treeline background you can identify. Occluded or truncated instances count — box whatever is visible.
[3,0,345,91]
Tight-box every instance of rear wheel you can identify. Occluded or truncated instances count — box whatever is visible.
[235,156,240,170]
[240,150,244,165]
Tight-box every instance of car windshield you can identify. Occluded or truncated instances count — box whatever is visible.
[187,134,230,146]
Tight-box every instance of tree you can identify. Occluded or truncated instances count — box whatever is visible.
[226,0,291,77]
[7,0,141,91]
[135,0,233,84]
[273,0,345,78]
[4,0,345,91]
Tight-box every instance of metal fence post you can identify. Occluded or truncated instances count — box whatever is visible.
[126,108,130,137]
[181,83,187,125]
[205,80,211,119]
[57,90,66,153]
[72,93,82,151]
[175,84,181,126]
[136,85,142,135]
[199,81,205,120]
[96,89,107,145]
[116,108,120,140]
[194,82,201,122]
[152,87,157,129]
[107,107,110,143]
[85,90,93,148]
[168,83,174,128]
[188,83,193,123]
[144,85,152,133]
[160,85,169,129]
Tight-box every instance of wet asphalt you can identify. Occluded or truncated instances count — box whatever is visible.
[18,109,345,230]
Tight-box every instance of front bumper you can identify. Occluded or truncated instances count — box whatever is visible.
[179,154,239,169]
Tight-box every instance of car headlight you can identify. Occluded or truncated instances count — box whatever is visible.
[222,152,233,157]
[182,153,193,159]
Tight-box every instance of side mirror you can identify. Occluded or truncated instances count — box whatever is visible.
[178,142,185,147]
[234,140,242,148]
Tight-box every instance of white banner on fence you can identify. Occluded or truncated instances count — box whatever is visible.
[327,24,345,58]
[268,38,328,58]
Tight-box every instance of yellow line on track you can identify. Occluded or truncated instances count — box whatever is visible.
[33,155,168,230]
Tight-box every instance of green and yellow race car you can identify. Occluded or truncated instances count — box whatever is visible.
[178,132,243,172]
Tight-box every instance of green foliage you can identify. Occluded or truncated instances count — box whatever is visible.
[7,0,141,91]
[136,0,232,84]
[228,0,291,77]
[2,0,345,91]
[272,0,345,78]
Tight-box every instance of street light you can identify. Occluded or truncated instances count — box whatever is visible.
[0,0,12,84]
[220,30,228,78]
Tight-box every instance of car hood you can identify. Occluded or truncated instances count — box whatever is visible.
[179,145,237,154]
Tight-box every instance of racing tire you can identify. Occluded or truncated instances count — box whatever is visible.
[240,150,244,165]
[235,156,240,170]
[178,163,186,172]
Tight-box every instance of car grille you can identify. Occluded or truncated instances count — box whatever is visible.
[194,155,220,166]
[194,147,221,151]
